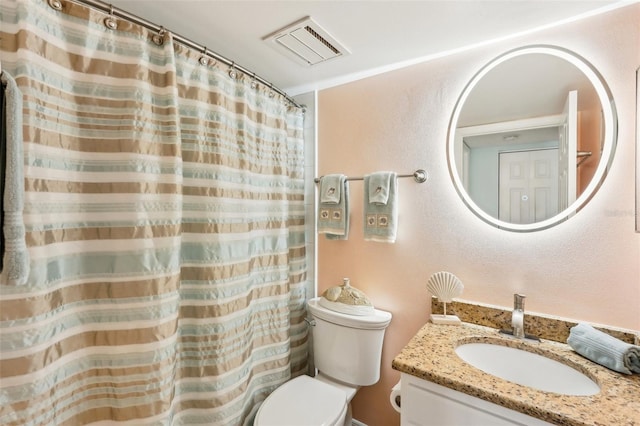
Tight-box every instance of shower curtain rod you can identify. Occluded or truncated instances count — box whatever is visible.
[314,169,428,184]
[65,0,303,109]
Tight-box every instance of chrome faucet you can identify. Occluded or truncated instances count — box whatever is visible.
[511,294,526,338]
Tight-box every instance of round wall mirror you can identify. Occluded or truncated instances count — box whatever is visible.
[447,45,617,232]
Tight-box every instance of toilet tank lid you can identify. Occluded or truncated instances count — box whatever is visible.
[255,375,346,426]
[308,297,392,329]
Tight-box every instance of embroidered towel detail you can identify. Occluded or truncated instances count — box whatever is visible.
[320,174,341,204]
[567,323,640,375]
[318,174,349,240]
[363,172,398,243]
[368,171,392,204]
[1,71,30,286]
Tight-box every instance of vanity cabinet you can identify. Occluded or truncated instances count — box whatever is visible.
[400,373,553,426]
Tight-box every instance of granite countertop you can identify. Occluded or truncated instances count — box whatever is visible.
[392,322,640,426]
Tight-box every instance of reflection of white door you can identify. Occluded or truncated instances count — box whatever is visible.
[558,90,578,211]
[499,149,559,224]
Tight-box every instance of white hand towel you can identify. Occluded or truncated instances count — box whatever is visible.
[318,174,349,240]
[320,174,342,204]
[363,172,398,243]
[368,172,391,204]
[567,323,640,375]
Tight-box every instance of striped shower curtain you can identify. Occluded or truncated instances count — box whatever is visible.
[0,1,308,425]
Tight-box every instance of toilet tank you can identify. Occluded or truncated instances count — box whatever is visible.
[307,297,392,386]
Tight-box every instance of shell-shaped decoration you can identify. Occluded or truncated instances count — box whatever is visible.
[319,278,375,316]
[426,271,463,303]
[321,279,372,307]
[323,286,342,302]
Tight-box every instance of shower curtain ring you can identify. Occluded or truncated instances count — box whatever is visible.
[199,46,209,66]
[48,0,63,11]
[153,27,166,46]
[268,83,275,98]
[229,62,238,79]
[104,4,118,30]
[250,73,258,89]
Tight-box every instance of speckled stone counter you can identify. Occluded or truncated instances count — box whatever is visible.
[392,323,640,426]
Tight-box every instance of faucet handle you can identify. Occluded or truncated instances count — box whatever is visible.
[514,294,526,310]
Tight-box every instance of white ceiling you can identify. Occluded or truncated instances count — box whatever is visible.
[109,0,625,96]
[457,51,596,127]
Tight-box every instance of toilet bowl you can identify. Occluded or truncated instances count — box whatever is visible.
[254,295,392,426]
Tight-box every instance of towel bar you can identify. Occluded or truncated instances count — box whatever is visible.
[314,169,427,184]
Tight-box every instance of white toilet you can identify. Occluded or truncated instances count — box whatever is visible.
[254,296,392,426]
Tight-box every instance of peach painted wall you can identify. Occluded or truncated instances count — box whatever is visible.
[316,5,640,426]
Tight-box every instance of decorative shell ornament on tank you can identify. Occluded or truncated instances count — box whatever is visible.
[319,278,375,316]
[426,271,463,325]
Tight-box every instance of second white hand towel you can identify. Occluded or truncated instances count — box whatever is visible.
[363,171,398,243]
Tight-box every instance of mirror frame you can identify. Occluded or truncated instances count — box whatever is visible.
[447,45,618,232]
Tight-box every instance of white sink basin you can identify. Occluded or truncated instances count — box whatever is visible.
[455,342,600,396]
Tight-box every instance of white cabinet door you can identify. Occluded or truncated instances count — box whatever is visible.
[400,373,553,426]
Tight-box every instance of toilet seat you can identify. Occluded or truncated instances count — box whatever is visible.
[254,375,347,426]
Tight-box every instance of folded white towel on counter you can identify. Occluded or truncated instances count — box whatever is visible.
[363,171,398,243]
[317,174,350,240]
[567,322,640,375]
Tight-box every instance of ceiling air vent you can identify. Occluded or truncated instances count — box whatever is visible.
[264,17,350,66]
